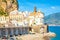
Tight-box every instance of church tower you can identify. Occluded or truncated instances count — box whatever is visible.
[34,6,37,12]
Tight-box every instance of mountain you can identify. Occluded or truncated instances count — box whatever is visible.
[44,12,60,25]
[0,0,18,13]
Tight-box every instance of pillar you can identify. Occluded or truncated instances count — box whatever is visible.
[5,28,8,37]
[18,27,22,35]
[0,29,1,37]
[14,28,18,36]
[44,24,49,33]
[10,28,14,37]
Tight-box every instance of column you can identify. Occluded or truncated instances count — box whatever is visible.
[0,29,1,37]
[10,28,14,37]
[18,27,22,35]
[25,27,29,34]
[5,28,8,37]
[22,27,25,34]
[14,28,18,36]
[2,28,5,37]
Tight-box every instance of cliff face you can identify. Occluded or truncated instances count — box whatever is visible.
[0,0,18,13]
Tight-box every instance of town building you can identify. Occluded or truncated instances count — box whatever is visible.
[0,6,56,40]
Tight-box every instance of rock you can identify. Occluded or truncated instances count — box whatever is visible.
[0,0,18,13]
[43,32,56,37]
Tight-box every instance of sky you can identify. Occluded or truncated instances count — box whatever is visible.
[18,0,60,16]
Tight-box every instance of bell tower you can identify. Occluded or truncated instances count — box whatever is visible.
[34,6,37,12]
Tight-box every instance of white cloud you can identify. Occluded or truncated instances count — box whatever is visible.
[51,6,56,9]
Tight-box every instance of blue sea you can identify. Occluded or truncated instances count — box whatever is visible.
[49,26,60,40]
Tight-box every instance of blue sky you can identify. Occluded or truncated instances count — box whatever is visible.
[18,0,60,16]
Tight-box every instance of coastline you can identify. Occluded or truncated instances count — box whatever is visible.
[9,33,55,40]
[49,26,60,40]
[48,25,60,26]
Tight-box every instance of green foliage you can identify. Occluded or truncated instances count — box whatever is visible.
[0,6,9,17]
[2,0,7,3]
[15,2,18,5]
[13,0,18,9]
[14,0,18,5]
[12,0,14,3]
[16,0,18,9]
[34,22,36,24]
[12,0,18,8]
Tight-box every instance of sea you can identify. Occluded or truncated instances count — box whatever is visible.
[49,26,60,40]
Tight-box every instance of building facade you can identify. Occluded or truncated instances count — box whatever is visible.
[0,7,48,37]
